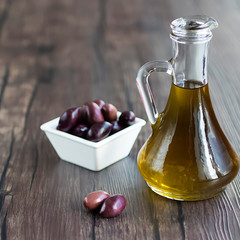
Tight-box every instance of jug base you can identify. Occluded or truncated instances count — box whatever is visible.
[147,183,225,201]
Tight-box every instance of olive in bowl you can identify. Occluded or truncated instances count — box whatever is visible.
[40,100,146,171]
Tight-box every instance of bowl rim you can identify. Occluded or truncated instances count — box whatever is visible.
[40,113,146,149]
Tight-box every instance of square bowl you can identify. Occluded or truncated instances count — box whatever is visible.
[40,113,146,171]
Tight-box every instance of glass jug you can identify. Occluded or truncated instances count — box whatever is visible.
[136,15,239,201]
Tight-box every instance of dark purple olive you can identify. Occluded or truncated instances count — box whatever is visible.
[70,124,88,138]
[119,111,136,126]
[93,99,105,109]
[85,102,104,126]
[78,105,88,124]
[99,194,126,218]
[101,103,118,122]
[111,121,124,135]
[86,122,112,142]
[57,107,80,132]
[83,191,110,211]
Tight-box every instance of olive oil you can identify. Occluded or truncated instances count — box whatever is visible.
[137,83,239,201]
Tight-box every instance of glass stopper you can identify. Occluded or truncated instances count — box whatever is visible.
[170,15,218,43]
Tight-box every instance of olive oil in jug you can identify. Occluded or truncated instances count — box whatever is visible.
[136,16,239,201]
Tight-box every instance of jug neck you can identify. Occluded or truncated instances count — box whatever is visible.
[169,15,218,89]
[171,39,210,89]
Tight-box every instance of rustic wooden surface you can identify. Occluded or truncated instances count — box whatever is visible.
[0,0,239,239]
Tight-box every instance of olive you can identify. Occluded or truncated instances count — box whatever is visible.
[85,102,104,126]
[99,194,126,218]
[86,122,112,142]
[70,124,88,138]
[119,111,136,126]
[83,191,110,211]
[93,99,105,109]
[57,107,80,132]
[101,103,118,122]
[110,121,124,135]
[78,105,88,124]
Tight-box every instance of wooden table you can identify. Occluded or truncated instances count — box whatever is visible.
[0,0,239,239]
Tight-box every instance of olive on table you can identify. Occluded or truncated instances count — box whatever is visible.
[86,121,112,142]
[83,191,110,211]
[99,194,126,218]
[70,124,88,138]
[57,107,80,132]
[119,111,135,126]
[101,103,118,122]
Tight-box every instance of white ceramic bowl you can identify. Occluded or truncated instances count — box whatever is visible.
[40,114,146,171]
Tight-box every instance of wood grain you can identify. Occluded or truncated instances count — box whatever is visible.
[0,0,239,239]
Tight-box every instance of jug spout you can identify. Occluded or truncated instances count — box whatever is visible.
[170,15,218,43]
[170,15,218,88]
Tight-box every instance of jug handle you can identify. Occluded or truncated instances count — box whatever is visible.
[136,60,173,124]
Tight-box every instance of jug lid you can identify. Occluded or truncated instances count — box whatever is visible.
[170,15,218,43]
